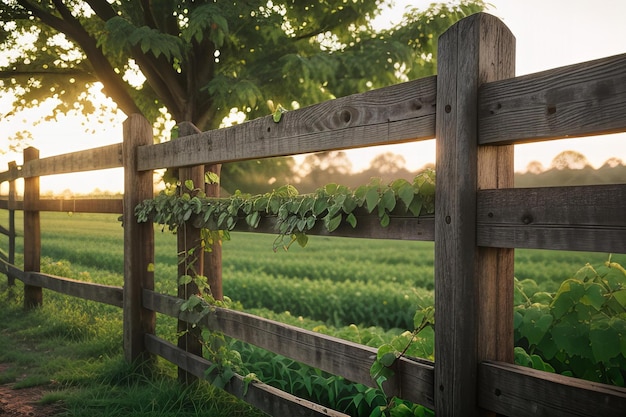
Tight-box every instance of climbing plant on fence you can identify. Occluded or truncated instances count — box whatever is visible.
[514,257,626,386]
[134,169,436,251]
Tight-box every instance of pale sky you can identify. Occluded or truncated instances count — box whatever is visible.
[1,0,625,194]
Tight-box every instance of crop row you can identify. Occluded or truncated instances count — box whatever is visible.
[223,269,433,330]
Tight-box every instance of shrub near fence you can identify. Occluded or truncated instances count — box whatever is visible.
[2,12,626,417]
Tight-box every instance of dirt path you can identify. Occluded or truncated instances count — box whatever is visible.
[0,364,64,417]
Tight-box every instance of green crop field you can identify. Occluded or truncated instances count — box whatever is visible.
[2,210,625,415]
[2,210,625,333]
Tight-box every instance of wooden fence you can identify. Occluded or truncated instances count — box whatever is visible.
[1,13,626,416]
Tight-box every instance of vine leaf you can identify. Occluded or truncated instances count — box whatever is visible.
[272,104,287,123]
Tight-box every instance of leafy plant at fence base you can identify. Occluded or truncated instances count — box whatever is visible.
[514,256,626,386]
[369,306,435,416]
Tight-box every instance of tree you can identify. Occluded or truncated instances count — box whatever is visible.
[221,157,295,194]
[602,157,623,168]
[526,160,544,174]
[1,0,486,137]
[550,150,590,170]
[297,151,352,191]
[0,0,485,297]
[369,152,406,174]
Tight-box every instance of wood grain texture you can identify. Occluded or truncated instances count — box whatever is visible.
[435,13,515,416]
[477,185,626,253]
[20,143,123,178]
[136,77,437,171]
[143,290,435,408]
[478,361,626,417]
[475,15,516,369]
[0,162,21,183]
[25,198,123,213]
[144,334,351,417]
[0,259,25,282]
[122,114,155,364]
[21,272,123,307]
[479,53,626,144]
[7,161,17,285]
[229,214,435,241]
[0,199,24,211]
[23,147,42,309]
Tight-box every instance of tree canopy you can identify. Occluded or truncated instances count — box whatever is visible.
[1,0,486,140]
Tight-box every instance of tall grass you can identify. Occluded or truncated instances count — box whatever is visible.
[0,280,266,417]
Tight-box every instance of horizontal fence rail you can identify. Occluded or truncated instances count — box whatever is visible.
[479,53,626,144]
[0,260,123,308]
[478,361,626,417]
[20,143,123,178]
[143,289,436,408]
[476,184,626,253]
[143,334,351,417]
[136,76,438,171]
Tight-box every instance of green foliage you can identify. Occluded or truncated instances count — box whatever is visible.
[514,258,626,386]
[225,269,433,330]
[1,0,486,142]
[135,169,436,252]
[369,307,434,416]
[0,283,265,416]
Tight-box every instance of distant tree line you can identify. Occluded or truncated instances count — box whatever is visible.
[515,151,625,188]
[221,150,428,195]
[46,149,623,197]
[223,149,625,195]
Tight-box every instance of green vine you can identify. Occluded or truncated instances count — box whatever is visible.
[135,169,435,251]
[369,306,435,417]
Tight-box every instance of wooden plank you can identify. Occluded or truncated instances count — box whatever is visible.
[0,199,23,211]
[0,163,21,183]
[230,214,435,241]
[435,13,515,416]
[136,77,437,171]
[20,143,123,178]
[143,290,435,408]
[475,12,516,369]
[479,225,626,253]
[144,334,351,417]
[26,198,123,214]
[21,272,123,307]
[478,361,626,417]
[0,224,11,236]
[479,53,626,144]
[23,147,42,309]
[122,115,156,364]
[477,185,626,253]
[0,259,25,282]
[8,161,17,285]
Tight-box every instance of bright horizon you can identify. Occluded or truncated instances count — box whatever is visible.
[1,0,625,194]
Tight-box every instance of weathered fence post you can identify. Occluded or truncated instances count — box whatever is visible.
[203,160,223,301]
[123,114,156,364]
[176,122,206,383]
[23,147,42,309]
[7,161,18,286]
[435,13,515,416]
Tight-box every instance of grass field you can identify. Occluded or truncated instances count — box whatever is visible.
[2,210,625,415]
